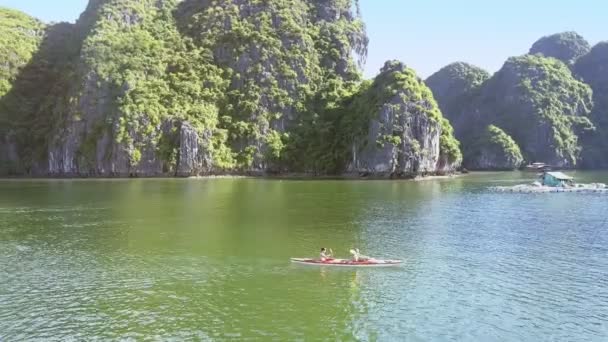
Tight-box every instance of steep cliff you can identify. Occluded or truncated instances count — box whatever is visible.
[1,1,225,176]
[0,8,44,97]
[47,0,232,176]
[476,55,593,167]
[425,62,489,142]
[426,33,601,170]
[0,8,45,174]
[175,0,367,171]
[6,4,608,175]
[574,42,608,168]
[529,31,590,65]
[465,125,523,170]
[1,0,369,176]
[345,61,461,177]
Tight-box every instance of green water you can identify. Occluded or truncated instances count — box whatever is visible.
[1,172,607,341]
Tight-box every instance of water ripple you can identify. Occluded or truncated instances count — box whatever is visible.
[1,177,608,340]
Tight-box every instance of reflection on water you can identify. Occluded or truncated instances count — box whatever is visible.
[1,173,608,340]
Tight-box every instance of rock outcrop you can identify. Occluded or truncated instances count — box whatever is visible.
[0,8,44,97]
[347,61,462,177]
[529,31,590,65]
[574,42,608,168]
[175,0,367,171]
[465,125,523,170]
[428,52,595,170]
[14,6,608,176]
[175,122,214,177]
[1,0,371,177]
[425,62,489,142]
[0,8,45,174]
[476,55,593,168]
[0,132,19,174]
[40,0,227,177]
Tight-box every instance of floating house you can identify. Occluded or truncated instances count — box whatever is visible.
[540,172,574,187]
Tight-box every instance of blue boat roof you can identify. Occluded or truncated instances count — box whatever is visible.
[546,172,573,180]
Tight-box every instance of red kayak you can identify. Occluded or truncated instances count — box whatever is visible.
[291,258,403,267]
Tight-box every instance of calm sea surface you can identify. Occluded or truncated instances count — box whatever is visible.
[1,172,607,341]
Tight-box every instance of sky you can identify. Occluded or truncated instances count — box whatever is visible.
[1,0,606,78]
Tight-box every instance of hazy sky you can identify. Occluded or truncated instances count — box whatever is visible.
[1,0,605,78]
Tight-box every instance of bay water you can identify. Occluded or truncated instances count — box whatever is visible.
[1,172,607,341]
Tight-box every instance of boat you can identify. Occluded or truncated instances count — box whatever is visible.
[290,258,403,267]
[523,162,552,172]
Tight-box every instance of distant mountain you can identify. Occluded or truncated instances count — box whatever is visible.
[425,62,489,150]
[529,31,590,65]
[427,32,605,170]
[2,3,607,176]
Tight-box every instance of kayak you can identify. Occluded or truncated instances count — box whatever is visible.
[291,258,402,267]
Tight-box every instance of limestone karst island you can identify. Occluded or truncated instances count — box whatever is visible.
[2,1,606,178]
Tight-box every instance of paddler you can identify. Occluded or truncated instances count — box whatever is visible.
[350,248,369,262]
[320,247,333,261]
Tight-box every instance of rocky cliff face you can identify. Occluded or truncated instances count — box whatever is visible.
[0,8,44,97]
[42,0,226,177]
[0,8,45,174]
[465,125,523,170]
[5,9,608,176]
[425,62,527,171]
[347,61,461,177]
[1,21,79,175]
[175,0,367,171]
[428,51,595,170]
[425,62,489,142]
[574,42,608,168]
[529,32,590,65]
[0,0,368,177]
[477,55,593,168]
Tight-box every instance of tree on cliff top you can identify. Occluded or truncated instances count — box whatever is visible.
[0,8,44,98]
[529,31,591,65]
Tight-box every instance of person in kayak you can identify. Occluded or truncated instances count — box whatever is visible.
[350,248,370,262]
[320,248,333,261]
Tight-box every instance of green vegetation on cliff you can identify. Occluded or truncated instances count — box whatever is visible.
[287,61,461,174]
[0,21,79,170]
[476,55,593,167]
[0,8,44,98]
[3,0,403,176]
[428,44,599,170]
[529,31,590,65]
[6,5,608,175]
[175,0,368,170]
[575,42,608,168]
[425,62,489,117]
[349,61,449,144]
[466,125,523,170]
[0,7,44,172]
[78,0,232,168]
[483,125,523,163]
[20,2,608,174]
[425,62,489,146]
[362,61,462,171]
